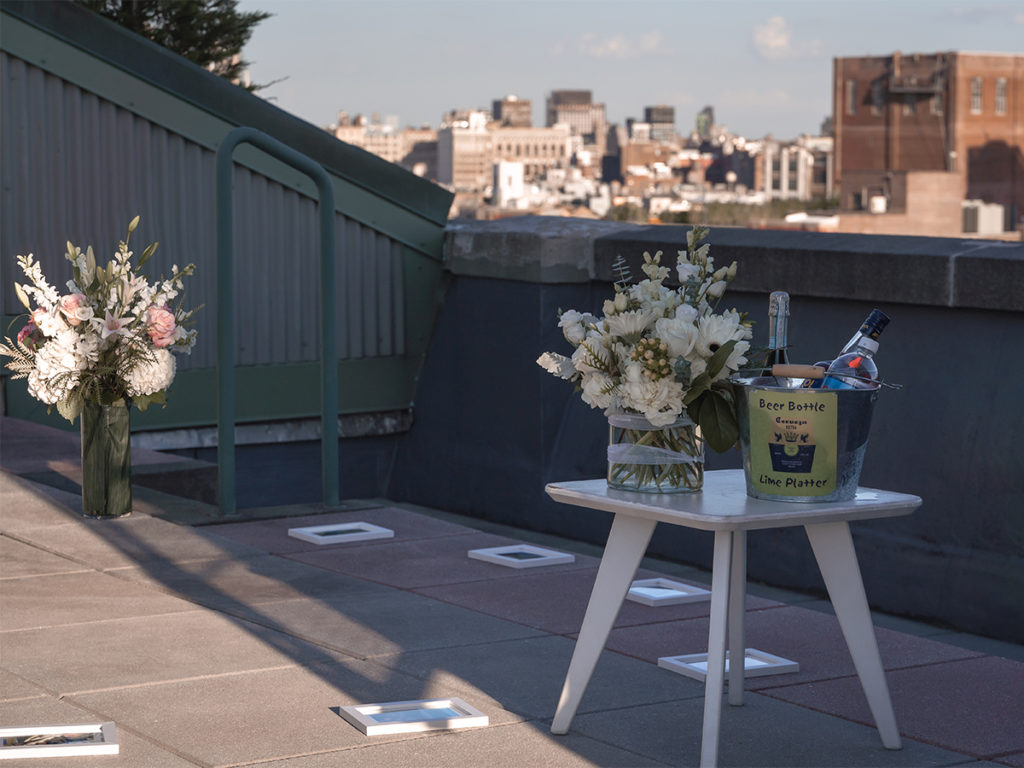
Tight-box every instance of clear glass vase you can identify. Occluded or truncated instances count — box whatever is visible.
[607,412,704,493]
[80,400,133,519]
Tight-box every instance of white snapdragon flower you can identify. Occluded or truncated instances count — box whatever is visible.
[706,280,727,299]
[676,260,700,283]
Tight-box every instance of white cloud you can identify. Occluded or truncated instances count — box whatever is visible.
[576,31,669,60]
[752,16,821,61]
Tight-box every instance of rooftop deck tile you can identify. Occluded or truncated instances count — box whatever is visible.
[762,656,1024,759]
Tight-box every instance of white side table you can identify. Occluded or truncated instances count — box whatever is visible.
[546,469,921,768]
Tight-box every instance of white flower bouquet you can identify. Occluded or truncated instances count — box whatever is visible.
[537,225,752,469]
[1,216,198,422]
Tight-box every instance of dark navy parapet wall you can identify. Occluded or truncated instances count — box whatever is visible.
[390,217,1024,644]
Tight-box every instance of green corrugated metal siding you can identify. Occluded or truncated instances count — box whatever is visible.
[0,1,452,434]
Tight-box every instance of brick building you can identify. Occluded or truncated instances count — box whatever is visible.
[833,51,1023,233]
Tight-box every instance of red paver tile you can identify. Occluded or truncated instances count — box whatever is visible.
[602,605,984,688]
[416,568,778,634]
[205,506,475,554]
[764,656,1024,759]
[285,531,596,589]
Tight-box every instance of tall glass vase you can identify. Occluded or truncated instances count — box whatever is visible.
[607,412,704,493]
[80,400,132,519]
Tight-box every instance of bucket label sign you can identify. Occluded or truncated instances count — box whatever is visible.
[747,390,838,496]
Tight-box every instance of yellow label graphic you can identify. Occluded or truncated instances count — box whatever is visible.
[747,390,838,497]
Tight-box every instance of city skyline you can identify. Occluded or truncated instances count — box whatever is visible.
[237,0,1023,140]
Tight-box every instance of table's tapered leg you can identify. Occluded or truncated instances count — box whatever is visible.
[700,530,734,768]
[551,513,657,735]
[805,521,902,749]
[727,529,747,706]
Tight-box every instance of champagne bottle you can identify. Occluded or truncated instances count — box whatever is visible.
[763,291,791,376]
[821,309,890,390]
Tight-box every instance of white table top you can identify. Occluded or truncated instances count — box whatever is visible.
[545,469,921,532]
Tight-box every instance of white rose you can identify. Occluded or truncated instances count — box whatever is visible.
[581,372,614,409]
[655,316,699,359]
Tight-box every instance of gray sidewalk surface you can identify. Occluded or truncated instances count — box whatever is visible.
[2,418,1023,767]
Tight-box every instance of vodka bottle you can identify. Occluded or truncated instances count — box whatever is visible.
[763,291,791,375]
[821,309,890,390]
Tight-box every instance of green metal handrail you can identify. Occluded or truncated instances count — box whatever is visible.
[216,126,339,516]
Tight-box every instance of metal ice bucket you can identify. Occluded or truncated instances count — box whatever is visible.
[732,377,879,502]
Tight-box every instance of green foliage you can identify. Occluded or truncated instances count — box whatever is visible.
[75,0,272,91]
[606,204,648,223]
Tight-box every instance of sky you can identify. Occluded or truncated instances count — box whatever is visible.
[237,0,1024,141]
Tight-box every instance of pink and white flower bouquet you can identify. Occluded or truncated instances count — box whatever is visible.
[1,216,198,422]
[537,225,751,454]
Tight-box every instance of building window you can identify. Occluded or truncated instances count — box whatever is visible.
[995,78,1007,115]
[871,81,883,115]
[931,91,944,116]
[903,94,915,115]
[970,77,983,114]
[846,79,857,114]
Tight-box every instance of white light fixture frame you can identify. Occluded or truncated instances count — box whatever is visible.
[467,544,575,569]
[287,521,394,545]
[626,577,711,606]
[658,648,799,681]
[337,698,488,736]
[0,723,118,760]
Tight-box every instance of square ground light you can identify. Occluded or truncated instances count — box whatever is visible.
[601,604,984,689]
[205,506,477,554]
[286,532,596,589]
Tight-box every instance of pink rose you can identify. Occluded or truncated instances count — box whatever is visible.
[16,320,42,351]
[146,305,177,348]
[59,293,88,326]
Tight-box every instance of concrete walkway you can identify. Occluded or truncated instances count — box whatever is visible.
[2,417,1022,767]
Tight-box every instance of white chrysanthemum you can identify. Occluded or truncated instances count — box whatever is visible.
[604,309,656,340]
[126,348,175,397]
[580,372,614,409]
[620,361,684,426]
[654,316,699,359]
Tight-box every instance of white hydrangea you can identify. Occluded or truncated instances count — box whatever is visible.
[126,347,175,397]
[26,330,85,404]
[620,361,684,426]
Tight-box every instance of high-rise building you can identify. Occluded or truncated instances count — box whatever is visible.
[545,89,607,159]
[695,106,715,140]
[492,95,532,127]
[833,50,1023,232]
[644,105,676,143]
